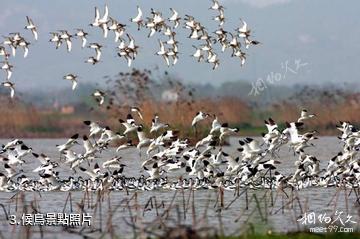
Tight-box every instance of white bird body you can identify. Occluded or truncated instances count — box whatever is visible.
[150,115,169,133]
[219,123,239,142]
[75,29,88,48]
[1,81,15,98]
[83,121,103,137]
[25,16,38,40]
[82,136,97,157]
[210,0,223,10]
[192,111,209,127]
[92,90,105,104]
[116,140,134,152]
[56,134,78,152]
[238,19,250,38]
[102,156,123,169]
[131,6,143,27]
[298,109,316,122]
[210,116,221,134]
[119,114,138,135]
[195,134,214,148]
[7,149,25,166]
[64,74,78,90]
[136,126,153,150]
[169,8,180,28]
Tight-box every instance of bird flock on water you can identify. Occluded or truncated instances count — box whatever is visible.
[1,108,360,192]
[0,0,260,98]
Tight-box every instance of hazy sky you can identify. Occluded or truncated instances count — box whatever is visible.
[0,0,359,91]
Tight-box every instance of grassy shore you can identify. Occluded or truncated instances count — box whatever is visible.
[0,95,354,138]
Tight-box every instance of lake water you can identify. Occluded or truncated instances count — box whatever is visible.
[0,137,359,238]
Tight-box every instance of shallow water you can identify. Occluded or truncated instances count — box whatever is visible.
[0,137,359,238]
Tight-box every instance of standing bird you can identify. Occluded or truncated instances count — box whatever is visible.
[25,16,38,40]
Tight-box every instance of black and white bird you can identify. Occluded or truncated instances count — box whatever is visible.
[297,109,316,122]
[88,43,103,61]
[169,8,181,28]
[192,111,210,127]
[150,115,169,133]
[63,74,78,90]
[49,32,62,49]
[75,29,88,48]
[1,81,15,98]
[119,114,138,135]
[1,61,13,80]
[130,6,143,30]
[102,156,125,169]
[209,0,224,11]
[92,89,105,105]
[56,134,79,152]
[59,30,73,52]
[130,106,143,120]
[90,5,109,38]
[237,19,250,38]
[136,125,153,155]
[219,123,239,143]
[25,16,38,40]
[83,120,103,137]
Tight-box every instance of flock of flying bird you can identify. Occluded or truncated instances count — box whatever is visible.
[2,1,357,192]
[0,0,259,98]
[1,108,360,192]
